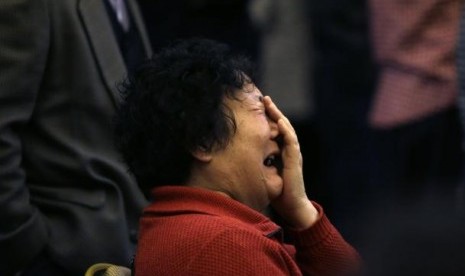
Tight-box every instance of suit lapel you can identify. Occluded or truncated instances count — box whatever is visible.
[78,0,126,106]
[126,0,153,57]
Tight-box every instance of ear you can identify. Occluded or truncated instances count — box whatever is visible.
[192,147,213,162]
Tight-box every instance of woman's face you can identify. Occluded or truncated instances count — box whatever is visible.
[208,83,283,211]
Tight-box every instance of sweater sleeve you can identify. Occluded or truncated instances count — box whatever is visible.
[288,202,362,276]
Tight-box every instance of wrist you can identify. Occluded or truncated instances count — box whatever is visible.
[281,199,319,231]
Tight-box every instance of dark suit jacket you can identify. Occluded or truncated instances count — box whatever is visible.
[0,0,152,274]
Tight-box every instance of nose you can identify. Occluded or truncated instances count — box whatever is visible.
[268,117,279,139]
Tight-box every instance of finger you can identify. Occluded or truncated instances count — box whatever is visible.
[264,96,297,141]
[277,119,297,145]
[264,96,301,166]
[264,96,294,132]
[277,118,302,166]
[263,96,286,122]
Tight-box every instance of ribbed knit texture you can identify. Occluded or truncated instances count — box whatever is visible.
[135,186,360,276]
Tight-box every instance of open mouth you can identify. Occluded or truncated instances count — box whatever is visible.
[263,154,283,174]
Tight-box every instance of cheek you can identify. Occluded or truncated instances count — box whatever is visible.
[267,179,284,200]
[258,163,283,189]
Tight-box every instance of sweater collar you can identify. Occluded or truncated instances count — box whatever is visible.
[146,186,282,239]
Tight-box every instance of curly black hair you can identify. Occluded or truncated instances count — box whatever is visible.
[114,38,256,196]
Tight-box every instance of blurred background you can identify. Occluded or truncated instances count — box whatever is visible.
[137,0,465,262]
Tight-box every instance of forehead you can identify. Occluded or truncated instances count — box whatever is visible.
[228,83,263,105]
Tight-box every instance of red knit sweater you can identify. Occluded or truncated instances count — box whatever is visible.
[135,186,360,276]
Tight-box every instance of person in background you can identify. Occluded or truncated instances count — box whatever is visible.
[307,0,377,247]
[0,0,151,275]
[368,0,463,207]
[114,38,361,276]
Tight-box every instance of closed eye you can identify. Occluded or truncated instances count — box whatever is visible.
[251,104,266,114]
[255,108,267,117]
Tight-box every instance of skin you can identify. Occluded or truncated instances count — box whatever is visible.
[187,83,318,230]
[263,95,318,230]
